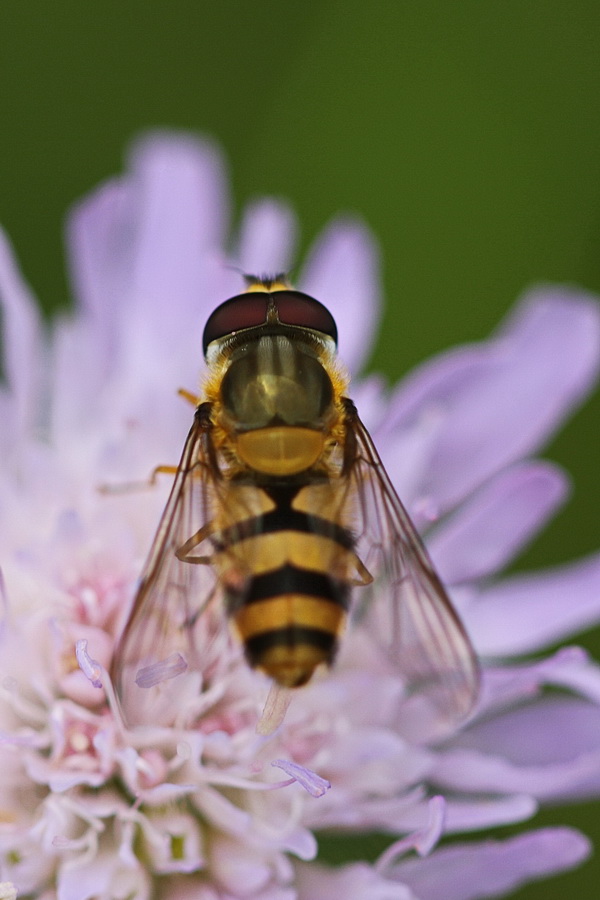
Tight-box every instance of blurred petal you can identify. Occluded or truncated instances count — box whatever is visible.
[376,399,444,515]
[0,228,45,441]
[121,133,233,359]
[382,287,600,513]
[57,852,149,900]
[350,374,389,431]
[443,794,536,832]
[66,176,136,329]
[434,697,600,800]
[209,834,276,896]
[235,197,298,276]
[296,860,413,900]
[392,828,590,900]
[428,461,569,584]
[300,217,381,373]
[467,552,600,655]
[479,647,600,714]
[66,132,234,400]
[459,695,600,766]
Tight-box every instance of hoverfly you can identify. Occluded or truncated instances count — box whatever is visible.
[112,277,479,728]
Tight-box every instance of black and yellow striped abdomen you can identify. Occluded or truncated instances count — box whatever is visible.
[214,483,356,688]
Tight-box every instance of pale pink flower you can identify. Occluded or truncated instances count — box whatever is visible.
[0,132,599,899]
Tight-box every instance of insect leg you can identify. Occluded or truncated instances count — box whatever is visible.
[177,388,199,406]
[175,523,215,565]
[149,464,179,481]
[97,464,179,495]
[349,555,374,586]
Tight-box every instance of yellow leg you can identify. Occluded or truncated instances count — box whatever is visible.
[149,464,179,483]
[178,388,199,406]
[98,464,179,495]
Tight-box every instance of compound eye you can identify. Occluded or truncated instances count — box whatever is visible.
[202,289,338,355]
[202,293,270,354]
[272,291,338,344]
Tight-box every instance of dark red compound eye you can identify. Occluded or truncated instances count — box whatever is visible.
[273,292,338,341]
[202,293,269,354]
[202,290,338,355]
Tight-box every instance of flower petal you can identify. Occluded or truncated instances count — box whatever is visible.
[382,288,600,513]
[235,197,298,277]
[125,132,231,326]
[443,794,536,832]
[478,647,600,713]
[66,176,136,329]
[300,217,381,374]
[65,133,236,407]
[428,461,569,584]
[57,851,150,900]
[0,228,45,443]
[296,860,413,900]
[467,552,600,655]
[462,694,600,766]
[434,697,600,800]
[392,828,590,900]
[209,833,277,896]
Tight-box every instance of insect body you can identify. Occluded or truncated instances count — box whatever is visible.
[113,279,479,724]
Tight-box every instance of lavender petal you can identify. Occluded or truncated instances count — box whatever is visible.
[392,828,590,900]
[235,198,298,277]
[467,552,600,655]
[428,460,568,584]
[382,288,600,514]
[300,217,382,374]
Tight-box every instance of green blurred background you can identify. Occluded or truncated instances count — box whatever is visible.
[1,1,599,896]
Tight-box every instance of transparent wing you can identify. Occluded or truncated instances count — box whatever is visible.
[112,408,231,724]
[344,400,480,724]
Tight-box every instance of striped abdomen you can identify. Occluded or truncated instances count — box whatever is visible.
[215,483,355,688]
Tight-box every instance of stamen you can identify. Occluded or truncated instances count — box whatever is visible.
[75,639,103,688]
[135,653,187,688]
[271,759,331,798]
[75,640,127,739]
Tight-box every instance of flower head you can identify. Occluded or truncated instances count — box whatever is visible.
[1,132,599,899]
